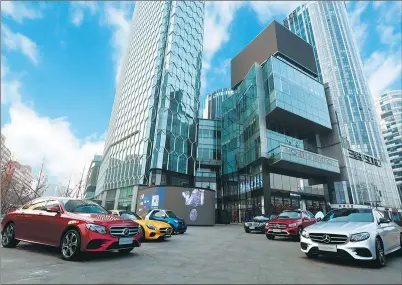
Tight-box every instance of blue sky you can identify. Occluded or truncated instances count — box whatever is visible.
[1,1,401,186]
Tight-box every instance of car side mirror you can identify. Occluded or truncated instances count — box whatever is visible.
[317,218,322,222]
[46,206,60,213]
[378,218,390,224]
[303,217,309,221]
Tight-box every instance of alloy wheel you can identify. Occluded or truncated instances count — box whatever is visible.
[62,231,78,259]
[2,223,14,245]
[376,238,385,266]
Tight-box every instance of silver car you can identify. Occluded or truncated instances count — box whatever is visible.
[300,208,401,267]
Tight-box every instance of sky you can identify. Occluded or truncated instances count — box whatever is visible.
[1,1,401,187]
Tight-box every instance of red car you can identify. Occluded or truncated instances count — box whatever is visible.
[265,210,317,240]
[1,197,142,260]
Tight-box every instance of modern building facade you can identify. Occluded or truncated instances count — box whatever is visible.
[378,90,402,199]
[283,1,400,207]
[84,155,102,199]
[1,134,12,170]
[220,21,342,222]
[202,88,233,120]
[96,1,204,210]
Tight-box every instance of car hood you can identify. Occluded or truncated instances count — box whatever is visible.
[269,218,301,224]
[307,221,374,234]
[66,212,138,227]
[136,219,171,228]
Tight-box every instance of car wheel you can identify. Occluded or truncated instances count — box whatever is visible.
[118,247,134,254]
[140,226,146,241]
[245,229,251,233]
[373,237,386,268]
[61,229,81,261]
[305,252,318,259]
[296,226,303,241]
[1,222,19,248]
[266,234,274,240]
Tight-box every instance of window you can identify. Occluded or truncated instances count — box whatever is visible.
[152,210,165,217]
[26,199,48,211]
[304,211,315,218]
[45,200,61,210]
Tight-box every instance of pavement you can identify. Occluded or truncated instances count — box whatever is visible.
[1,224,401,284]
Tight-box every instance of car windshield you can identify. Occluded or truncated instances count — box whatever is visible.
[62,199,109,214]
[277,211,301,219]
[165,210,177,218]
[120,211,141,220]
[322,209,374,223]
[252,216,268,222]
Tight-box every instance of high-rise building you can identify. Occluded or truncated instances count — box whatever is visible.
[378,90,402,199]
[221,20,342,221]
[1,134,12,170]
[202,88,233,120]
[96,1,204,210]
[84,155,102,199]
[283,1,400,208]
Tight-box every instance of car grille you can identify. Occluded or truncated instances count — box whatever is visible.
[309,233,348,244]
[159,228,171,234]
[268,223,287,229]
[109,226,139,237]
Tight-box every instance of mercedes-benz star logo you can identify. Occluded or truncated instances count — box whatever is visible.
[322,234,331,244]
[123,228,130,236]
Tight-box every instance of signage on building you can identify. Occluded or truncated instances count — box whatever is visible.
[347,149,382,167]
[281,145,338,167]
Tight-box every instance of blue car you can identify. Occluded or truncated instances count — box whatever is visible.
[145,209,187,234]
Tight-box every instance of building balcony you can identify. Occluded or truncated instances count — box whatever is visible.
[267,144,340,178]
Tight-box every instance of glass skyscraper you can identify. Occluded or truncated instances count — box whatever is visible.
[202,88,233,120]
[378,90,402,199]
[96,1,204,210]
[284,1,400,208]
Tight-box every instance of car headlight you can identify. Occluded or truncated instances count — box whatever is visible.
[174,219,179,223]
[85,224,106,234]
[138,226,142,233]
[350,232,370,242]
[146,224,157,230]
[301,229,309,238]
[244,222,249,226]
[288,223,297,228]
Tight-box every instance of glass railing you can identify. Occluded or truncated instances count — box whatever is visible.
[267,144,340,174]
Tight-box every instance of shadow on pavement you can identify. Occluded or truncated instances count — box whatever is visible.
[299,249,402,269]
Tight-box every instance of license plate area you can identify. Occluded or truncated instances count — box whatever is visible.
[272,229,282,233]
[318,244,337,252]
[119,237,133,245]
[249,226,255,229]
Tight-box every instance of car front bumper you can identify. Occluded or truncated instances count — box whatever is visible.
[81,230,143,252]
[265,226,298,236]
[244,225,265,232]
[145,227,173,240]
[300,236,376,260]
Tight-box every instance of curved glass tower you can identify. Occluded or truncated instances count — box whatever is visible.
[284,1,400,208]
[96,1,204,209]
[202,88,233,120]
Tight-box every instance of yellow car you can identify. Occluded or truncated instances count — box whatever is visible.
[111,210,172,241]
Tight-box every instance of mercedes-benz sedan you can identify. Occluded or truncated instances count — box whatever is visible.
[1,197,142,260]
[244,216,270,233]
[300,208,401,268]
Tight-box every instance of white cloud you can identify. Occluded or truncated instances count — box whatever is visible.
[348,1,369,52]
[377,24,401,47]
[70,1,99,26]
[2,25,40,65]
[102,2,135,83]
[1,58,22,105]
[1,1,43,23]
[364,50,402,97]
[1,60,104,188]
[248,1,302,24]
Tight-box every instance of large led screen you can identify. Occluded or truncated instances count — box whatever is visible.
[136,186,215,226]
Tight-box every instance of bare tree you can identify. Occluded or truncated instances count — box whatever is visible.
[30,160,48,199]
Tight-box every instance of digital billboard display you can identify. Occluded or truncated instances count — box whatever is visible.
[136,186,215,226]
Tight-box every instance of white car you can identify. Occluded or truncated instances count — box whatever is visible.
[300,208,401,268]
